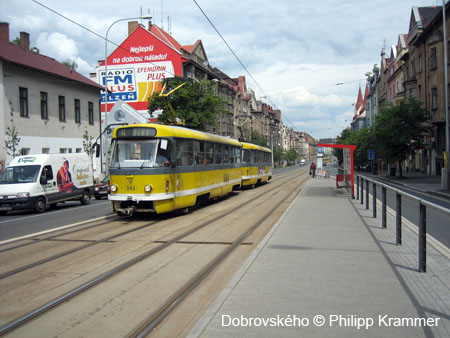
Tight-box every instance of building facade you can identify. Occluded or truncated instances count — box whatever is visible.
[0,23,102,173]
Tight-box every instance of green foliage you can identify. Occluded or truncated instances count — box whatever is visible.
[62,59,78,70]
[286,149,298,163]
[273,146,285,165]
[372,99,427,165]
[335,99,428,174]
[5,126,21,157]
[250,131,269,147]
[148,78,226,131]
[82,130,94,156]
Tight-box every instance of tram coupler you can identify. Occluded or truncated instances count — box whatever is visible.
[123,206,136,216]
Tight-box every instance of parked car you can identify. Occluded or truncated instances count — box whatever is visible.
[94,176,110,200]
[300,159,307,166]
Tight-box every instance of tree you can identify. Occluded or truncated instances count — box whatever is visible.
[286,149,298,165]
[273,146,285,167]
[372,99,428,177]
[250,131,269,147]
[62,59,78,70]
[82,130,95,156]
[148,78,226,131]
[5,126,21,158]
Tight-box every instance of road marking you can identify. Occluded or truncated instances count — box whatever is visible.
[0,201,110,225]
[0,215,112,245]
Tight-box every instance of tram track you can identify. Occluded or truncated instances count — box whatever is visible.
[127,174,309,338]
[0,168,300,281]
[0,169,308,336]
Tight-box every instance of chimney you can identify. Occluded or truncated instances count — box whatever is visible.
[0,22,10,42]
[20,31,30,50]
[128,21,139,36]
[148,19,153,31]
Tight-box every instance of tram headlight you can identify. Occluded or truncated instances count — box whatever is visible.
[110,184,118,192]
[144,184,152,193]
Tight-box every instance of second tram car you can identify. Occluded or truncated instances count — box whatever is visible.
[108,124,242,215]
[240,142,272,187]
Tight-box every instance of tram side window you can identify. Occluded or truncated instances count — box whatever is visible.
[194,141,204,166]
[222,145,230,164]
[205,142,214,165]
[257,150,264,164]
[175,139,193,166]
[215,143,223,164]
[265,152,272,164]
[156,139,171,167]
[242,149,251,163]
[234,147,241,164]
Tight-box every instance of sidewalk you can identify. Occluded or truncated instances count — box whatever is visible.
[188,178,450,337]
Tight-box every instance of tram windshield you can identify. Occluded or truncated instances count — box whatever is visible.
[110,139,171,168]
[0,165,41,184]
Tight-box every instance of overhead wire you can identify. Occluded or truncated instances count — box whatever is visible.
[31,0,178,78]
[192,0,303,132]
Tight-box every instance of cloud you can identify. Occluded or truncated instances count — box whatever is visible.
[36,32,95,74]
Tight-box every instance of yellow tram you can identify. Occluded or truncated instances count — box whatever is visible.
[240,142,272,187]
[108,123,242,215]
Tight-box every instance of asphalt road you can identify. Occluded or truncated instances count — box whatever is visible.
[1,164,449,251]
[0,198,114,242]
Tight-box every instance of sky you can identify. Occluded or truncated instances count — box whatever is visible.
[0,0,443,140]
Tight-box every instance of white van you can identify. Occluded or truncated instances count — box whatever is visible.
[0,154,94,214]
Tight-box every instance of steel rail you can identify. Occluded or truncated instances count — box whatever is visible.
[0,169,307,336]
[126,176,309,338]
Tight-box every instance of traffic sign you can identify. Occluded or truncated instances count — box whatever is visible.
[368,149,375,160]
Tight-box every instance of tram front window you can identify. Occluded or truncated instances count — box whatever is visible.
[111,140,159,168]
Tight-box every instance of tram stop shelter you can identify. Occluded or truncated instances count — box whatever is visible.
[317,143,357,198]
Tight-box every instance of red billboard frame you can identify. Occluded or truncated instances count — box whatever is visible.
[317,143,357,198]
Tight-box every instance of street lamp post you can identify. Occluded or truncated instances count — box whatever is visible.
[104,15,152,115]
[101,15,151,173]
[443,0,450,190]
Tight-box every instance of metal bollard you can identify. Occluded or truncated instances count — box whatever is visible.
[356,176,359,200]
[382,186,386,229]
[360,177,364,205]
[396,193,402,245]
[372,182,377,218]
[419,203,427,272]
[366,179,369,210]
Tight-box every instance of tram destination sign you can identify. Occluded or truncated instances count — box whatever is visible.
[117,127,157,138]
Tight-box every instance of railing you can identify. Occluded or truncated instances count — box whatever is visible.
[355,173,450,273]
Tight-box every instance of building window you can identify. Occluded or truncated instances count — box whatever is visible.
[20,148,30,155]
[431,88,438,110]
[74,99,81,123]
[40,92,48,120]
[418,55,422,73]
[19,87,28,117]
[59,96,66,122]
[88,101,94,125]
[76,148,82,153]
[59,148,67,153]
[430,47,437,70]
[42,148,50,154]
[418,85,422,100]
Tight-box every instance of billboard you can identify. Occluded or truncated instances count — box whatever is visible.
[97,26,184,115]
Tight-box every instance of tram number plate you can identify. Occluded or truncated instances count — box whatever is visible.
[126,185,136,191]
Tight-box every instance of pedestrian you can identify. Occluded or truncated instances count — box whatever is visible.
[310,161,316,178]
